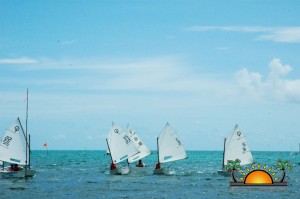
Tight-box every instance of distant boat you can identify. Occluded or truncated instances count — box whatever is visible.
[218,125,254,176]
[154,122,188,175]
[127,125,151,167]
[106,122,139,175]
[0,89,35,178]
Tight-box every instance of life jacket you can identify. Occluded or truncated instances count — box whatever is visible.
[110,163,117,170]
[155,163,161,169]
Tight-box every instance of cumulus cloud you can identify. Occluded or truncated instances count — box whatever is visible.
[268,58,292,77]
[236,58,300,102]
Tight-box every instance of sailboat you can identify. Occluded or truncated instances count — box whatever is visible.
[0,118,36,178]
[154,122,188,175]
[218,124,253,176]
[127,125,151,167]
[0,89,35,178]
[106,122,140,175]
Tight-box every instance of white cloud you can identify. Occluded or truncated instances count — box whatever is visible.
[3,55,299,114]
[236,68,264,100]
[258,27,300,43]
[185,26,300,43]
[3,56,229,94]
[268,58,292,77]
[0,57,38,64]
[185,26,272,32]
[84,57,230,95]
[236,58,300,102]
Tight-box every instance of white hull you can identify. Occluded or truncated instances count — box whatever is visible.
[25,169,36,177]
[153,168,175,175]
[1,170,25,178]
[110,167,129,175]
[0,167,36,178]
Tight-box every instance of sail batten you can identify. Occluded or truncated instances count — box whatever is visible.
[157,123,187,164]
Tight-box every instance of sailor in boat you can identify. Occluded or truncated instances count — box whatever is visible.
[9,164,14,171]
[9,164,22,172]
[155,163,161,170]
[136,159,146,167]
[110,162,117,171]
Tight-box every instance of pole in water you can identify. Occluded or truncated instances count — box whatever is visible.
[44,143,48,156]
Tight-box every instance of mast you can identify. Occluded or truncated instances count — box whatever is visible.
[157,137,159,163]
[222,138,226,170]
[28,134,31,169]
[25,88,29,166]
[25,88,29,176]
[106,139,113,163]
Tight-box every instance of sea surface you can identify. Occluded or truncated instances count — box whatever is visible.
[0,150,299,198]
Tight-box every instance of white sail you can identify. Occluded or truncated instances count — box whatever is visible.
[224,125,253,166]
[127,125,151,163]
[107,123,139,164]
[158,123,187,163]
[0,118,27,165]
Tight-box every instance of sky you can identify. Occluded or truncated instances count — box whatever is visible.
[0,0,300,151]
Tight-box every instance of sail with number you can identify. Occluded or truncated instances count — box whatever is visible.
[223,125,253,166]
[127,125,151,163]
[0,118,27,165]
[107,123,139,164]
[157,123,187,163]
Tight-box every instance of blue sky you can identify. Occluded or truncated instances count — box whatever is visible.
[1,1,300,151]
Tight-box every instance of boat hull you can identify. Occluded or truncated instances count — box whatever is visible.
[153,168,175,175]
[25,169,36,177]
[0,167,36,178]
[1,170,25,178]
[110,167,129,175]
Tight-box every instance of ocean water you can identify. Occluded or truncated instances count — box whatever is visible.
[1,150,299,198]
